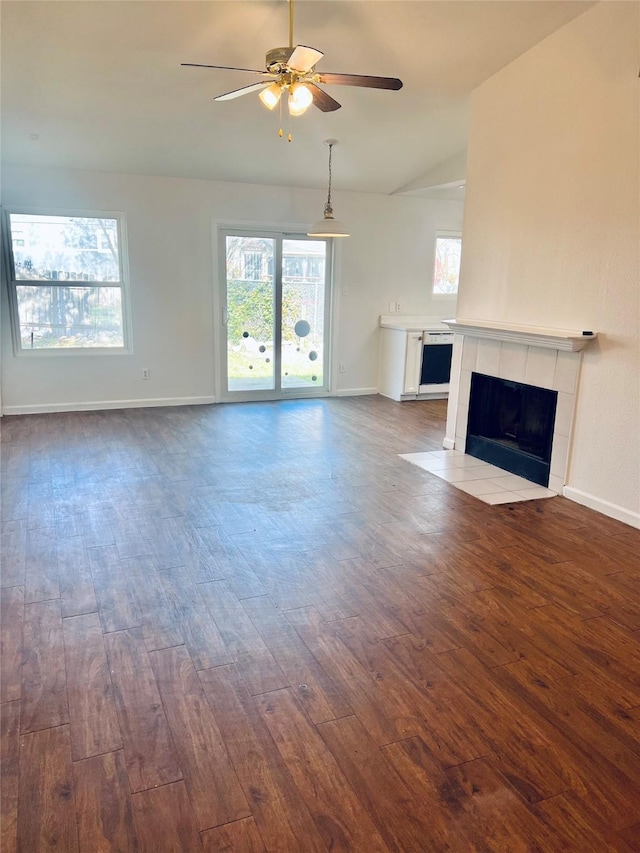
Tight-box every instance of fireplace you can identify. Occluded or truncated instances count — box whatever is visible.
[442,319,598,495]
[466,373,558,486]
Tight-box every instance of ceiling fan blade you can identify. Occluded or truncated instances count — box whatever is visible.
[288,45,324,73]
[308,84,341,112]
[182,63,270,75]
[317,72,403,91]
[214,81,271,101]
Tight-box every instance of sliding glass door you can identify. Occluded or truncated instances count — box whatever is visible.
[221,231,330,399]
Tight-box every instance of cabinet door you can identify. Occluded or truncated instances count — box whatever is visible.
[403,333,423,394]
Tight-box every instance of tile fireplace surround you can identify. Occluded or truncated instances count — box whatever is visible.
[441,319,598,495]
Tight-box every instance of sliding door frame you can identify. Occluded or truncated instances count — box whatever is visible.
[215,225,334,403]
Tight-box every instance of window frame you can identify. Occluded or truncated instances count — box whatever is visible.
[431,230,462,298]
[2,206,133,357]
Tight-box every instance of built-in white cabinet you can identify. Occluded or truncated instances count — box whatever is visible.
[378,316,451,402]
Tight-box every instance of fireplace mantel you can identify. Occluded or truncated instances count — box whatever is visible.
[442,319,598,352]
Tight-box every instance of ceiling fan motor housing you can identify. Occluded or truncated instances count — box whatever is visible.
[266,47,295,72]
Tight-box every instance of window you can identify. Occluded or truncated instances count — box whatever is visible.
[4,211,130,352]
[432,233,462,295]
[242,251,263,281]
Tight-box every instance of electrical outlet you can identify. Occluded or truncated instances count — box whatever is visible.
[142,368,150,380]
[339,363,346,374]
[388,301,397,313]
[395,301,402,313]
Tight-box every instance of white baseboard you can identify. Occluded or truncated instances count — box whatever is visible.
[334,387,379,397]
[563,486,640,530]
[442,437,456,450]
[2,396,216,416]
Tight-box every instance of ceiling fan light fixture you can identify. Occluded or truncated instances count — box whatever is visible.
[259,82,283,110]
[308,140,350,238]
[288,82,313,116]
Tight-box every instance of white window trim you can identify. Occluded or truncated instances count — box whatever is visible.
[431,230,462,299]
[2,206,133,357]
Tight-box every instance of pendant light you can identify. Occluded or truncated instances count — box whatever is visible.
[308,139,350,238]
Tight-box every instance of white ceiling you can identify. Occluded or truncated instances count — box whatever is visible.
[1,1,592,195]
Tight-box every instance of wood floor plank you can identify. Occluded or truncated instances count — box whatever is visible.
[533,792,638,852]
[18,725,79,852]
[405,572,520,668]
[27,482,56,531]
[533,606,640,687]
[123,555,184,652]
[444,756,559,852]
[149,645,250,831]
[107,505,154,560]
[63,612,122,760]
[312,553,410,640]
[335,617,488,768]
[1,519,27,588]
[199,664,328,853]
[241,594,353,723]
[76,507,116,549]
[285,606,422,745]
[256,687,389,852]
[104,627,182,793]
[434,647,567,802]
[198,580,287,695]
[463,586,575,682]
[381,736,482,852]
[229,538,324,611]
[147,516,222,583]
[89,545,142,633]
[157,568,232,670]
[495,660,640,798]
[132,781,203,852]
[57,536,98,619]
[1,585,24,703]
[194,525,267,597]
[24,527,59,604]
[21,599,69,734]
[1,701,20,853]
[318,713,433,851]
[73,750,139,853]
[379,567,466,653]
[1,477,29,524]
[201,817,266,853]
[485,659,640,829]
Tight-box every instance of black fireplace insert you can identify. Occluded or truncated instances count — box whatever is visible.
[466,372,558,486]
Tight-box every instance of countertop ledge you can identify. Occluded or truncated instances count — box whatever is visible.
[379,315,451,332]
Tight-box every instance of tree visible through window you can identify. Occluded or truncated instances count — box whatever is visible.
[6,212,130,350]
[433,234,462,295]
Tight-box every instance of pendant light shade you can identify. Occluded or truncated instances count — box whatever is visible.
[308,140,350,238]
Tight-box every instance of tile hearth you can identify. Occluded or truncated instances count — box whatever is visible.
[400,449,556,505]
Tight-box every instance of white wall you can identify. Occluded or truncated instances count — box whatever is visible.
[458,1,639,524]
[0,165,463,411]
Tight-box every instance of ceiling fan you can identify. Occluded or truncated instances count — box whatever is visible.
[181,0,403,122]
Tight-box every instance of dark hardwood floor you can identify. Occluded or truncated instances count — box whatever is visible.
[1,395,639,852]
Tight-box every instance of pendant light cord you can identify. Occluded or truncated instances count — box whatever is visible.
[325,143,334,217]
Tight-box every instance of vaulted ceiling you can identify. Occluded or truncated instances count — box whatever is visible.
[1,1,592,195]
